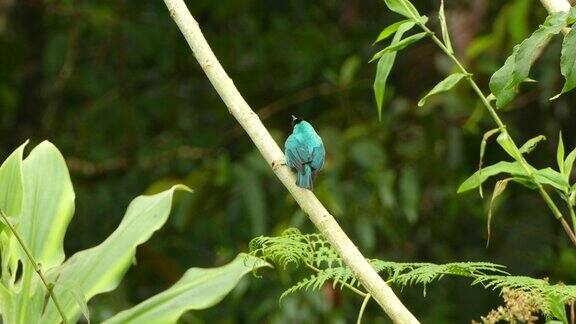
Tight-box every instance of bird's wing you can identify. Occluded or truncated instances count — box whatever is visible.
[310,144,325,179]
[285,136,310,171]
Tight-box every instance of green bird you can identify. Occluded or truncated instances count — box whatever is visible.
[284,115,325,190]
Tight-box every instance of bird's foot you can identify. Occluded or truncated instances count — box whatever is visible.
[272,159,287,171]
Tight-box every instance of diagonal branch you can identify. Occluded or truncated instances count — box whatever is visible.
[162,0,418,323]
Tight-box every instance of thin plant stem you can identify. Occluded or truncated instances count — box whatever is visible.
[568,202,576,236]
[0,210,69,324]
[357,293,372,324]
[399,0,576,247]
[305,263,368,298]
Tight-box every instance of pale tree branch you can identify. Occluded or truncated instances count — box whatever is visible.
[539,0,571,13]
[161,0,419,323]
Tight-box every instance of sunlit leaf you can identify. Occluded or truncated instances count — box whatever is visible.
[534,168,569,192]
[417,72,466,107]
[458,161,526,193]
[102,254,270,324]
[383,0,420,19]
[496,132,521,160]
[42,185,191,323]
[373,20,409,44]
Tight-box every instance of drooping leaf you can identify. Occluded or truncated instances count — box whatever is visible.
[417,72,466,107]
[558,132,565,175]
[487,179,511,247]
[374,21,415,119]
[373,20,409,44]
[551,23,576,99]
[102,254,270,324]
[478,128,500,198]
[370,32,428,62]
[438,0,454,54]
[519,135,546,154]
[41,185,191,323]
[383,0,420,19]
[458,161,526,193]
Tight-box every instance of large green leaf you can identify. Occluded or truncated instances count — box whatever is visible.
[555,23,576,98]
[490,12,568,108]
[42,185,191,323]
[103,254,270,324]
[0,141,27,219]
[458,161,527,193]
[373,21,415,119]
[17,141,75,270]
[0,142,27,283]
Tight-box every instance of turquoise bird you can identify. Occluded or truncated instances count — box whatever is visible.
[284,115,325,190]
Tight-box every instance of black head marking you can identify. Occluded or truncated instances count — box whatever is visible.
[291,115,303,128]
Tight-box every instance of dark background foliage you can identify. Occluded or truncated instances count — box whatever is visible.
[1,0,575,322]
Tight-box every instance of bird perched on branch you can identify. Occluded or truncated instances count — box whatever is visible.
[284,115,325,190]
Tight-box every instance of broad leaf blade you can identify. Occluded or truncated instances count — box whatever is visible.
[552,23,576,99]
[418,72,466,107]
[103,254,270,324]
[18,141,75,269]
[490,12,568,108]
[0,141,27,218]
[42,185,191,323]
[535,168,569,192]
[458,161,526,193]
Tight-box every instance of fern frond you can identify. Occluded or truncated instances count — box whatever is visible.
[249,227,574,315]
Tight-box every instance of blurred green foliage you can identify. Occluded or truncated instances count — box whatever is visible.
[1,0,575,322]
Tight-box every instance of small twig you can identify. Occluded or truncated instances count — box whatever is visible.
[357,293,372,324]
[0,210,69,324]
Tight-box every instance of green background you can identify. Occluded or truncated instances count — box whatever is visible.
[1,0,575,322]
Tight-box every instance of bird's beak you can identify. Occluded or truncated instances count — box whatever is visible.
[292,115,297,122]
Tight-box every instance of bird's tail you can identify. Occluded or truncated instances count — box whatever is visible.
[297,164,313,190]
